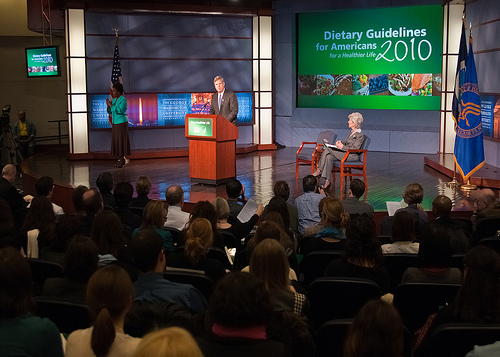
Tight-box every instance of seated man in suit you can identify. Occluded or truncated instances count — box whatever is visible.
[341,179,374,219]
[209,75,238,123]
[131,228,207,314]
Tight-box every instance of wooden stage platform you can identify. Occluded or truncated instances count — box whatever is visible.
[19,147,499,216]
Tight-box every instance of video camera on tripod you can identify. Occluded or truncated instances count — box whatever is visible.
[0,104,23,167]
[1,105,11,131]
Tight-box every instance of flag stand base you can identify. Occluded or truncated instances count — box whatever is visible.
[461,179,477,191]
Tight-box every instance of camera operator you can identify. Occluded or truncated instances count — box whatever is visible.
[12,110,36,158]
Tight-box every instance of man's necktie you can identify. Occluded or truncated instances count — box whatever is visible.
[218,94,222,108]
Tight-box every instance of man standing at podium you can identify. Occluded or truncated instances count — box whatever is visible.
[210,76,238,123]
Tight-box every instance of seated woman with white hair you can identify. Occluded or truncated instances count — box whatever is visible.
[313,112,365,189]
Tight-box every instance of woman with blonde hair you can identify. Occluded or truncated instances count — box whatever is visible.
[66,265,141,357]
[166,218,226,282]
[133,200,174,252]
[303,197,350,256]
[250,239,308,315]
[133,327,203,357]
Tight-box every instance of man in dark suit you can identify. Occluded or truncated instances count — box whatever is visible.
[342,179,374,219]
[0,164,29,228]
[209,75,238,123]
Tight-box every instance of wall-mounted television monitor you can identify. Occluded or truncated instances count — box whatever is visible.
[25,46,61,78]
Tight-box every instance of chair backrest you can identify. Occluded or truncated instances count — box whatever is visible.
[315,319,353,357]
[34,297,90,334]
[164,227,182,245]
[219,230,238,248]
[299,250,344,288]
[163,270,214,300]
[382,253,419,292]
[475,218,500,244]
[26,258,64,290]
[308,277,381,327]
[479,237,500,254]
[414,323,500,357]
[393,283,461,333]
[317,130,336,145]
[358,135,370,162]
[175,246,233,270]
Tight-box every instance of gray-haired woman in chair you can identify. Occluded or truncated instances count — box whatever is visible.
[313,112,364,188]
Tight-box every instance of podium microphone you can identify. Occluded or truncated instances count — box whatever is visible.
[198,102,208,113]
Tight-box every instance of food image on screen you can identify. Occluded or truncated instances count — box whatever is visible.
[432,74,442,96]
[411,74,432,96]
[369,74,389,94]
[332,75,353,95]
[388,74,412,96]
[298,75,317,95]
[352,74,369,95]
[316,75,335,95]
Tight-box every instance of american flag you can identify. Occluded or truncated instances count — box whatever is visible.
[110,38,123,95]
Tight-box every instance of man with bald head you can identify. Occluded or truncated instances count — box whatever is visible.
[472,188,500,230]
[429,195,471,253]
[12,110,36,158]
[164,185,189,230]
[0,164,30,227]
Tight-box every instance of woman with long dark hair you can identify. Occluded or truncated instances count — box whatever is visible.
[21,196,56,256]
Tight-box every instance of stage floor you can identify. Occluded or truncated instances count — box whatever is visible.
[20,147,494,213]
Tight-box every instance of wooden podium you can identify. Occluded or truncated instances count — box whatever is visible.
[185,114,239,185]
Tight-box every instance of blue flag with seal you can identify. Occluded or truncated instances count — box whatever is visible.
[453,34,484,181]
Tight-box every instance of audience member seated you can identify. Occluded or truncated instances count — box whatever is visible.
[164,185,190,231]
[465,341,500,357]
[96,171,115,210]
[71,185,88,216]
[20,196,56,257]
[131,229,207,314]
[225,179,246,218]
[182,200,223,248]
[133,327,204,357]
[195,272,292,357]
[343,300,404,357]
[114,181,142,230]
[341,179,374,219]
[91,210,127,266]
[166,218,227,282]
[295,174,326,235]
[66,265,141,357]
[133,200,174,253]
[0,198,20,250]
[471,188,500,229]
[0,164,29,228]
[401,224,462,284]
[396,182,428,226]
[40,215,82,266]
[129,176,151,211]
[415,246,500,354]
[42,235,98,304]
[266,180,299,237]
[33,176,64,216]
[0,247,64,357]
[214,197,263,245]
[325,216,391,295]
[80,187,104,236]
[381,210,419,254]
[302,197,349,256]
[240,221,297,279]
[250,239,309,315]
[428,195,471,254]
[264,197,296,244]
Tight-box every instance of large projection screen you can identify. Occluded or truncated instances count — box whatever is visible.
[297,5,443,111]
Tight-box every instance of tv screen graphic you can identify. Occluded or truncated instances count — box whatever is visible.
[25,46,61,77]
[297,5,443,110]
[89,92,253,129]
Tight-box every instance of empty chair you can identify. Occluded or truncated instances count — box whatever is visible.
[307,277,380,327]
[414,323,500,357]
[296,130,336,179]
[163,270,215,300]
[299,250,344,288]
[382,253,419,292]
[332,135,370,195]
[26,258,64,291]
[393,283,461,333]
[34,296,90,334]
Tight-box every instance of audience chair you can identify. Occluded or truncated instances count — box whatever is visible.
[219,230,238,248]
[299,250,344,288]
[451,254,465,272]
[163,270,214,300]
[478,236,500,254]
[129,206,144,217]
[296,130,336,179]
[414,323,500,357]
[34,296,90,334]
[26,258,64,292]
[308,277,380,327]
[164,227,182,246]
[332,136,370,196]
[382,253,419,292]
[175,246,233,270]
[122,224,134,240]
[393,283,461,333]
[474,218,500,244]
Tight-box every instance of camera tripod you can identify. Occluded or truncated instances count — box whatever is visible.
[0,126,23,167]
